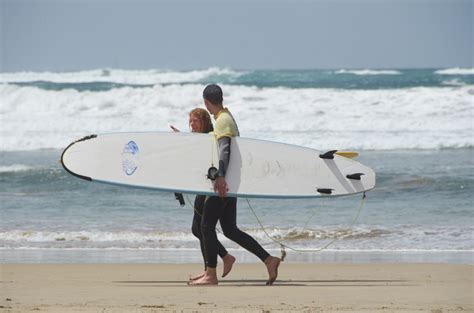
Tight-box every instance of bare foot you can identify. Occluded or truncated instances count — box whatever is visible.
[222,254,236,277]
[187,274,218,286]
[264,256,281,285]
[189,271,205,281]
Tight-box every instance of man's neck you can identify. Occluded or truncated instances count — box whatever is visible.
[212,106,225,118]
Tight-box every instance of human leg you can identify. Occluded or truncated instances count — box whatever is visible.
[220,197,280,285]
[219,198,269,261]
[190,196,234,280]
[189,196,221,285]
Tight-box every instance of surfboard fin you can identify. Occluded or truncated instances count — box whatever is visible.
[335,151,359,159]
[317,188,333,195]
[319,150,337,159]
[174,193,185,207]
[346,173,364,180]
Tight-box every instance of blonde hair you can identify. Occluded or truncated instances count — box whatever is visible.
[189,108,214,133]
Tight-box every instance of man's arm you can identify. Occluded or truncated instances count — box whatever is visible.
[217,137,231,177]
[214,136,231,197]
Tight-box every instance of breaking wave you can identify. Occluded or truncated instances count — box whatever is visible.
[1,225,472,251]
[0,83,472,151]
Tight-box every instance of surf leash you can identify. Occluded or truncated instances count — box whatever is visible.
[245,192,367,260]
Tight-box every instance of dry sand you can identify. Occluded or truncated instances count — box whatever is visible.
[1,263,472,312]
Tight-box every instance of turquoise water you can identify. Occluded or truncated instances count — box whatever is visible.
[1,149,472,263]
[8,68,474,91]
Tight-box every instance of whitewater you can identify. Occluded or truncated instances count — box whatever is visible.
[1,67,473,151]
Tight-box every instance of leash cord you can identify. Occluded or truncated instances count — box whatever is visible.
[183,193,366,254]
[245,193,366,254]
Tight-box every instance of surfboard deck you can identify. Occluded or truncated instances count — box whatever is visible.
[61,132,375,198]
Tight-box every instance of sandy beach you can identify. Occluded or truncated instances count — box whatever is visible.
[1,263,472,312]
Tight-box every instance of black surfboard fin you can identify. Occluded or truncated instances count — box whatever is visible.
[174,193,185,207]
[319,150,338,160]
[346,173,364,180]
[317,188,333,195]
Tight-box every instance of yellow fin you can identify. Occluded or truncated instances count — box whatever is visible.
[335,151,359,159]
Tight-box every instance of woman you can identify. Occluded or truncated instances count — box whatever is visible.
[171,108,236,281]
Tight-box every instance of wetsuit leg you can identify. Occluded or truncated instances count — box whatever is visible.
[219,197,269,262]
[193,196,228,269]
[217,236,229,259]
[192,196,206,268]
[201,196,223,268]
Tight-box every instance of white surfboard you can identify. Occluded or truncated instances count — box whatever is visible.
[61,132,375,198]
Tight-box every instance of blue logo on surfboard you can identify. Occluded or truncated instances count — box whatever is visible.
[122,141,139,176]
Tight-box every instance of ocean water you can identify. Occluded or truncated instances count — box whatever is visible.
[0,68,473,264]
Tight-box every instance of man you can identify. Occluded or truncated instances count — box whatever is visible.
[189,84,281,286]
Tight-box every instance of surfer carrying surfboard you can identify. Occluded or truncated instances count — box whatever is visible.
[188,84,281,286]
[171,108,236,281]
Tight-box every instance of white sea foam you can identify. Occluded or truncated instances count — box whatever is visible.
[0,164,35,173]
[0,230,195,243]
[441,78,467,86]
[1,225,472,250]
[0,84,472,151]
[335,69,401,75]
[0,67,240,84]
[435,68,474,75]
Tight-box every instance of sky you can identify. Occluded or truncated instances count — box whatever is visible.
[1,0,472,72]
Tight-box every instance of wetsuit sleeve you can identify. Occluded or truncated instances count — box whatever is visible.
[217,136,231,177]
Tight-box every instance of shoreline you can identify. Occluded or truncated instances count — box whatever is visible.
[1,248,472,265]
[1,263,472,312]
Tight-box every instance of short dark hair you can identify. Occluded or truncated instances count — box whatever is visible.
[203,84,223,105]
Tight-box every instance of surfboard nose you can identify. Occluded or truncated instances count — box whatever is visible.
[61,134,98,182]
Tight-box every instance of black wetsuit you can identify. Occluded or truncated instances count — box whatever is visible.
[192,195,228,268]
[201,137,270,268]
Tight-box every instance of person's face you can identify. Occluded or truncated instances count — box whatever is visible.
[189,114,202,133]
